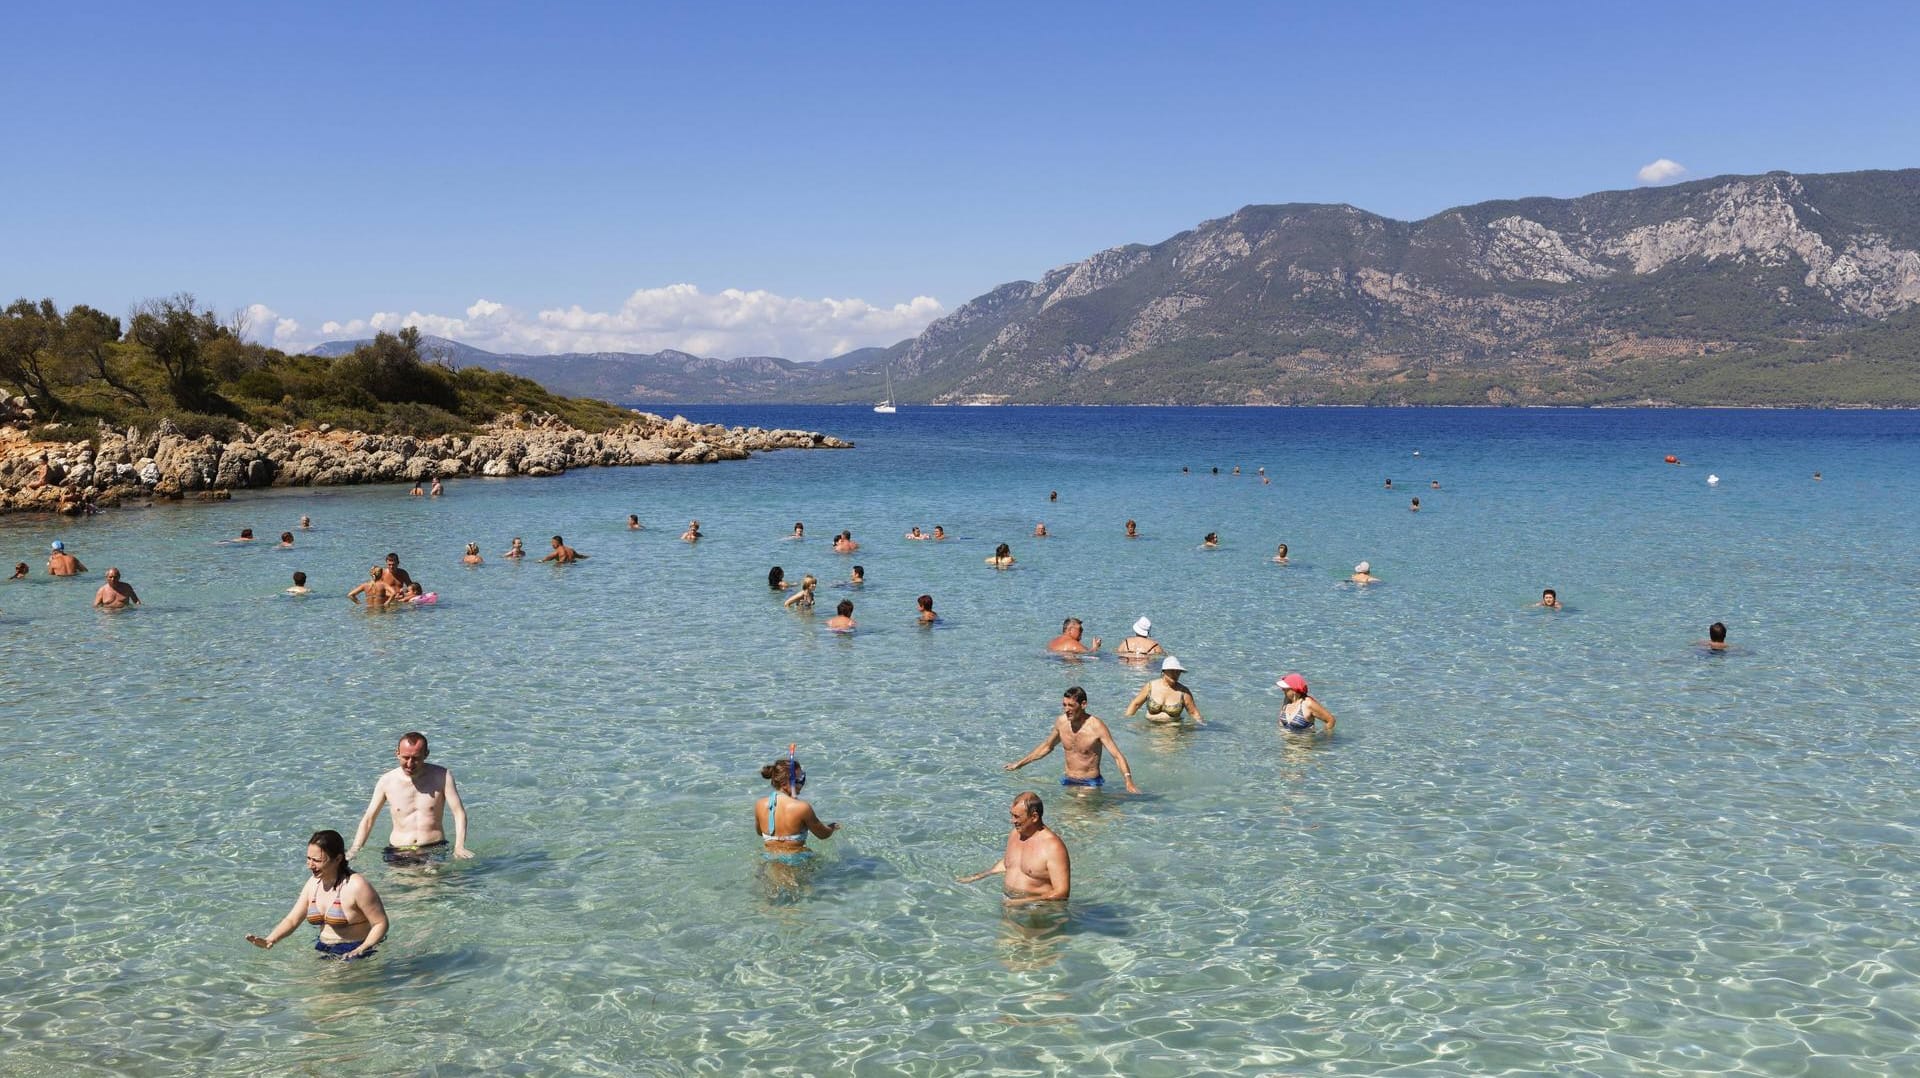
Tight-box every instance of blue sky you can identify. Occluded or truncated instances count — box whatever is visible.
[4,1,1916,359]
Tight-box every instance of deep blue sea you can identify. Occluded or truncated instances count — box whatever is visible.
[1,407,1916,1076]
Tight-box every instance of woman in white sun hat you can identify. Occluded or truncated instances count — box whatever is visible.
[1113,616,1164,661]
[1125,656,1203,725]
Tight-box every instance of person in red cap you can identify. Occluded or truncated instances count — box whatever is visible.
[1277,674,1335,734]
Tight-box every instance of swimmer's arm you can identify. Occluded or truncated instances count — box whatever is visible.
[1004,729,1061,771]
[345,783,389,860]
[444,771,474,858]
[125,586,139,605]
[538,552,559,562]
[1183,690,1204,725]
[1311,700,1336,733]
[1025,843,1070,902]
[1098,725,1140,793]
[957,858,1006,884]
[342,879,387,960]
[74,558,87,572]
[802,804,840,840]
[1122,683,1152,718]
[247,885,312,949]
[782,590,806,608]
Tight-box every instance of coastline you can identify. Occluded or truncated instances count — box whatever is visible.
[0,410,849,516]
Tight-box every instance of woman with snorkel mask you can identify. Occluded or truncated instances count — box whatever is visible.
[755,746,840,863]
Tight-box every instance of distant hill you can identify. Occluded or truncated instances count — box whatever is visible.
[314,168,1920,406]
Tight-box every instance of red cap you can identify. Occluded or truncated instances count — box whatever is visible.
[1277,673,1308,695]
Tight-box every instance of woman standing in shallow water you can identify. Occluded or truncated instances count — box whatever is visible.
[245,829,388,960]
[755,756,838,860]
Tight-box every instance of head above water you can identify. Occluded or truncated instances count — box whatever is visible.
[835,599,854,617]
[1709,621,1727,643]
[917,593,934,611]
[762,757,805,790]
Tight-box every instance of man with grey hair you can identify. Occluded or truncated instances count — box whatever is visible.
[958,792,1070,904]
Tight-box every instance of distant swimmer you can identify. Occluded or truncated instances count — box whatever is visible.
[769,566,790,591]
[11,562,30,579]
[628,514,645,531]
[502,537,526,559]
[932,525,947,541]
[409,481,424,496]
[429,477,443,497]
[848,565,865,587]
[1047,617,1100,654]
[275,532,293,549]
[906,526,927,540]
[789,522,805,539]
[48,541,85,575]
[755,752,839,859]
[92,567,140,608]
[833,531,859,553]
[1033,522,1048,538]
[957,792,1070,904]
[917,593,938,624]
[348,566,391,606]
[1272,543,1289,564]
[1113,617,1163,660]
[1277,673,1335,734]
[1125,519,1138,538]
[1005,687,1137,793]
[462,543,483,565]
[682,520,703,542]
[784,574,818,611]
[1430,480,1440,490]
[1534,588,1561,609]
[1049,490,1058,502]
[379,553,414,591]
[230,528,256,543]
[245,829,388,961]
[1384,478,1392,489]
[986,543,1015,568]
[541,535,586,563]
[1410,497,1420,512]
[1349,562,1380,585]
[287,571,310,595]
[1202,532,1220,549]
[1125,656,1203,725]
[826,599,856,631]
[1812,472,1822,481]
[1232,467,1240,476]
[299,515,312,529]
[346,731,474,864]
[1697,621,1730,652]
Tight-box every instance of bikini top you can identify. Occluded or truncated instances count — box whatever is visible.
[1145,690,1186,716]
[764,791,805,843]
[306,881,352,927]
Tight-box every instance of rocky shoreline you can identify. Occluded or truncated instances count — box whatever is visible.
[0,408,850,515]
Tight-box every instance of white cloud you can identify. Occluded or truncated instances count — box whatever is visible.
[1636,158,1688,185]
[259,285,945,361]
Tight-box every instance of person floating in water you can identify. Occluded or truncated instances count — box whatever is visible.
[1047,617,1100,654]
[1125,656,1203,724]
[502,537,526,559]
[1277,673,1335,734]
[958,792,1069,904]
[1033,522,1048,538]
[278,532,295,548]
[1534,588,1561,609]
[628,514,645,530]
[1410,497,1420,512]
[299,515,312,529]
[932,525,947,541]
[848,565,864,587]
[1005,686,1138,793]
[246,829,388,960]
[682,520,703,542]
[1124,519,1138,538]
[917,593,938,624]
[826,599,856,631]
[346,731,475,864]
[789,522,805,539]
[1272,543,1289,565]
[1697,621,1730,652]
[541,535,586,563]
[1349,562,1380,585]
[906,526,927,540]
[986,543,1015,568]
[756,753,839,859]
[287,571,310,595]
[833,531,859,553]
[1202,532,1220,549]
[462,543,483,565]
[768,566,790,591]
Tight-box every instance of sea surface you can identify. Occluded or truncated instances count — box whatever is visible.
[1,406,1916,1077]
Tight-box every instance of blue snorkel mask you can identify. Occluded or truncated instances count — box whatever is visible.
[787,743,805,794]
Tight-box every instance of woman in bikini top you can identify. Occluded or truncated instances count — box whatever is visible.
[1124,657,1203,724]
[755,757,840,853]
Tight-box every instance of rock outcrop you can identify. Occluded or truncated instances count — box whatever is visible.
[0,411,849,516]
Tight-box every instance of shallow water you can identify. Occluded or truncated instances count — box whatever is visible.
[1,406,1916,1076]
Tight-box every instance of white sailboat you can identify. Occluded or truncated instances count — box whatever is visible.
[873,364,897,413]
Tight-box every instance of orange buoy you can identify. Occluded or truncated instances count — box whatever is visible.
[1664,455,1678,464]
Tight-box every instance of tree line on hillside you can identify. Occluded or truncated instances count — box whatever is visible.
[0,294,635,439]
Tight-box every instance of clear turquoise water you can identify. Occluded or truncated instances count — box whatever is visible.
[2,406,1916,1076]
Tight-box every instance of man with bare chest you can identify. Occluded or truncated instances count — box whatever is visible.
[959,792,1070,903]
[1005,686,1140,794]
[346,732,474,865]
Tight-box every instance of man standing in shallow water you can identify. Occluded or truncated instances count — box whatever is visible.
[92,567,139,607]
[347,732,474,864]
[958,792,1070,903]
[1005,687,1139,793]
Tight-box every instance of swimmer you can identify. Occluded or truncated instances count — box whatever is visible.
[1232,466,1240,475]
[1384,478,1392,489]
[1430,480,1440,490]
[825,599,856,631]
[541,535,586,563]
[347,732,474,863]
[429,478,443,497]
[1202,532,1220,549]
[932,525,947,541]
[1277,673,1335,734]
[1049,490,1058,502]
[299,515,312,529]
[833,530,859,553]
[1534,588,1561,609]
[462,543,483,565]
[628,514,645,530]
[768,566,790,591]
[397,581,428,603]
[783,574,818,611]
[11,562,29,579]
[1005,687,1138,793]
[1410,497,1420,512]
[906,526,927,540]
[379,553,414,591]
[246,829,388,960]
[1113,617,1163,660]
[682,520,703,542]
[1125,519,1137,539]
[92,567,140,608]
[287,571,310,595]
[409,481,424,496]
[1047,617,1100,654]
[986,543,1015,568]
[917,593,938,624]
[848,565,865,587]
[1124,656,1203,724]
[958,794,1069,903]
[1812,472,1822,481]
[789,522,805,539]
[1697,621,1730,652]
[1272,543,1289,565]
[1033,522,1048,538]
[1349,561,1380,585]
[278,532,294,548]
[231,528,256,543]
[47,541,85,575]
[756,753,838,858]
[347,566,391,606]
[502,537,526,559]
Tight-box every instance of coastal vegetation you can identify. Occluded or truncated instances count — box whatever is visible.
[0,293,636,440]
